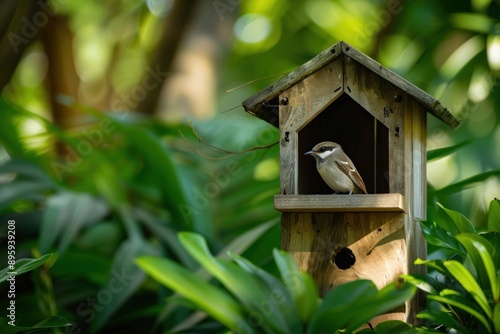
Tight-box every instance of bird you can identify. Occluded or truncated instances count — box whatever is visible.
[304,141,367,195]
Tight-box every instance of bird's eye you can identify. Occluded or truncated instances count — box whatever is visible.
[320,147,326,152]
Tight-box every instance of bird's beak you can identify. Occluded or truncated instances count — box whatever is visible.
[304,150,314,156]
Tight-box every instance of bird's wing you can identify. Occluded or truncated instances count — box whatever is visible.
[335,157,368,194]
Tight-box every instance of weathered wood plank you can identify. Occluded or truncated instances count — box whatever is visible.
[279,59,344,195]
[243,41,459,128]
[274,194,405,212]
[243,42,343,125]
[340,42,459,128]
[281,212,406,295]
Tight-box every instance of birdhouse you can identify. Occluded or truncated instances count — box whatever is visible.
[242,41,460,323]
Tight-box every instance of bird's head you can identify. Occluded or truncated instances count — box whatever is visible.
[304,141,341,162]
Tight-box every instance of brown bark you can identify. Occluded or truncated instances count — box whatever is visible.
[42,15,80,130]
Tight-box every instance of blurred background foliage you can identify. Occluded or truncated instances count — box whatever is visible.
[0,0,499,332]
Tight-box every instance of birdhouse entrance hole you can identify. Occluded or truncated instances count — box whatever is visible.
[333,247,356,270]
[298,94,389,195]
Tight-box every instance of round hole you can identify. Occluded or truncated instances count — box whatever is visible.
[333,247,355,270]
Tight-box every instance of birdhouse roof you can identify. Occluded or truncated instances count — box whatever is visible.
[242,41,460,129]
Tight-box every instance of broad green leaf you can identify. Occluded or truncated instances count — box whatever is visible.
[493,303,500,334]
[414,258,453,278]
[437,203,475,235]
[427,140,472,162]
[473,240,499,302]
[308,280,415,333]
[39,191,108,254]
[134,207,197,269]
[400,274,438,294]
[419,220,465,254]
[428,294,491,332]
[178,232,285,333]
[273,249,319,323]
[417,309,465,332]
[136,255,248,332]
[229,252,302,334]
[443,260,492,318]
[0,315,71,334]
[0,254,53,283]
[0,181,50,211]
[0,98,33,160]
[456,234,498,301]
[99,114,190,226]
[488,199,500,233]
[0,159,55,186]
[50,249,111,285]
[433,170,500,197]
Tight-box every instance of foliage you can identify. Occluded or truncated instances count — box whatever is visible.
[0,255,72,332]
[406,199,500,334]
[0,97,279,333]
[137,232,417,334]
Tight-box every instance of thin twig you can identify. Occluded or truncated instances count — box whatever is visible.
[225,72,287,93]
[179,121,278,160]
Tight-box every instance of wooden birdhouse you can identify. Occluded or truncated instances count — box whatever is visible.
[242,41,460,323]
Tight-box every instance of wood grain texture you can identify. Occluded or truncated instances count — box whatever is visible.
[274,194,405,212]
[279,59,344,194]
[243,41,459,128]
[281,212,406,296]
[340,42,459,128]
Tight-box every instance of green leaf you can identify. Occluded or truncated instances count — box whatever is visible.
[437,203,475,235]
[488,199,500,233]
[428,294,491,332]
[102,115,190,226]
[433,170,500,197]
[308,280,415,333]
[39,191,108,254]
[419,220,465,254]
[273,249,319,323]
[400,274,438,294]
[417,309,465,332]
[456,234,498,300]
[178,232,286,333]
[90,237,153,333]
[473,240,499,302]
[427,140,472,162]
[0,254,53,283]
[0,98,32,160]
[0,181,50,211]
[443,260,492,318]
[0,315,71,334]
[136,255,248,332]
[414,258,453,278]
[229,252,302,334]
[493,303,500,334]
